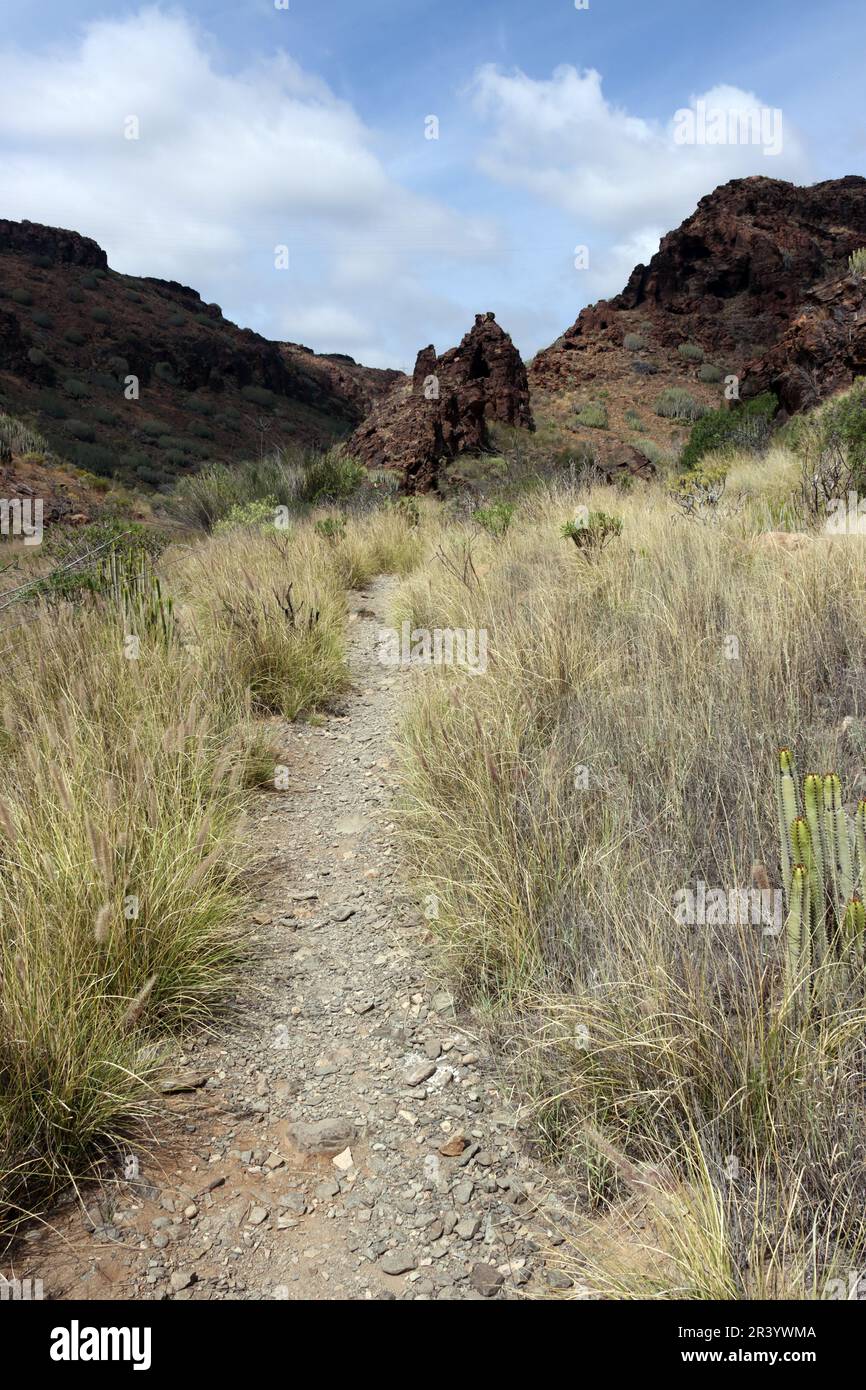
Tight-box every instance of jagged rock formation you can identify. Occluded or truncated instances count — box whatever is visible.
[524,176,866,465]
[348,312,534,490]
[0,219,394,487]
[531,176,866,393]
[740,271,866,414]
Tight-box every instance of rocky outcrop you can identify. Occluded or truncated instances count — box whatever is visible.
[740,272,866,415]
[280,343,402,422]
[348,312,534,490]
[0,219,108,270]
[531,175,866,395]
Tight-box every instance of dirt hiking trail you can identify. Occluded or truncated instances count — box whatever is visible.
[10,577,569,1301]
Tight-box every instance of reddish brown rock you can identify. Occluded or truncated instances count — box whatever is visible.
[739,272,866,416]
[279,342,402,421]
[348,312,534,491]
[531,175,866,395]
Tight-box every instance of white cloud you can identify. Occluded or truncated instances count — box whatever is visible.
[471,64,812,266]
[0,6,498,365]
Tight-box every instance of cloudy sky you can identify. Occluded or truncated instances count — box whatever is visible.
[1,0,864,367]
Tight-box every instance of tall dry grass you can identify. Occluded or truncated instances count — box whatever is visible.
[394,479,866,1297]
[0,499,415,1237]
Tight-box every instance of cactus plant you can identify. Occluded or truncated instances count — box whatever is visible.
[776,748,866,1005]
[97,545,175,646]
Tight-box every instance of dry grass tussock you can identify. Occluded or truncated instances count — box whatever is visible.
[393,468,866,1298]
[0,503,426,1238]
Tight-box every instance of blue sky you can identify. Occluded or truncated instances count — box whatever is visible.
[1,1,864,367]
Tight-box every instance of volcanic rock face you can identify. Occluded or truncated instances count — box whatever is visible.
[0,219,394,487]
[531,176,866,402]
[739,272,866,415]
[348,312,534,490]
[279,342,402,423]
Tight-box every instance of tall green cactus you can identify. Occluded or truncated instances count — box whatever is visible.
[97,545,175,646]
[776,748,866,1004]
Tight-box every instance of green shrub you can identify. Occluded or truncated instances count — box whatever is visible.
[31,310,53,328]
[680,392,778,470]
[35,392,67,419]
[105,355,129,377]
[135,464,166,486]
[92,406,120,426]
[187,396,214,416]
[139,419,168,437]
[790,378,866,493]
[698,363,724,384]
[154,362,177,384]
[623,333,646,351]
[678,342,704,362]
[241,385,277,408]
[562,509,623,553]
[313,514,347,543]
[654,388,708,422]
[71,443,116,475]
[67,287,85,304]
[574,401,608,429]
[27,347,49,367]
[299,449,365,504]
[157,435,192,453]
[64,328,87,346]
[188,421,213,439]
[10,288,33,306]
[624,408,645,431]
[473,502,515,538]
[91,307,110,325]
[80,274,100,290]
[213,498,281,536]
[66,420,96,442]
[63,378,90,399]
[169,313,187,327]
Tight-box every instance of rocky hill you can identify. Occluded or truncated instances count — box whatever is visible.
[529,175,866,463]
[0,219,398,488]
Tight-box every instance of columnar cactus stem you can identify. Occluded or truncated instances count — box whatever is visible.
[785,864,808,997]
[776,753,866,1004]
[777,748,800,904]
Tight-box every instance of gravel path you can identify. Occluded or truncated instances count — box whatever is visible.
[12,578,567,1301]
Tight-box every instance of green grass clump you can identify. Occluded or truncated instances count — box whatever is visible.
[655,388,708,422]
[473,502,515,538]
[241,385,277,408]
[623,333,646,351]
[574,401,609,429]
[849,247,866,277]
[699,363,725,383]
[66,419,96,442]
[678,342,704,362]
